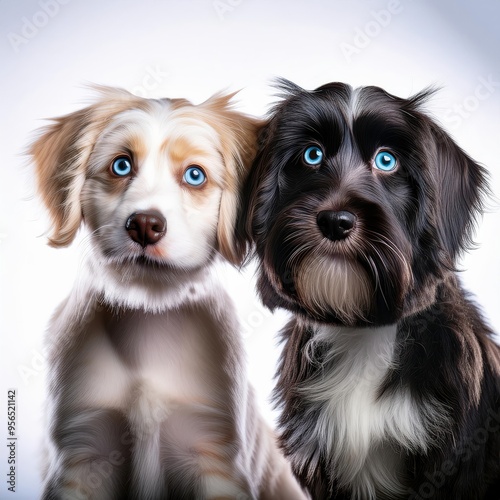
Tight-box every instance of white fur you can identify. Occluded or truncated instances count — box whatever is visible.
[292,324,449,499]
[85,104,225,271]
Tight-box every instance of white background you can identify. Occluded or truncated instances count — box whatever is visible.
[1,0,499,497]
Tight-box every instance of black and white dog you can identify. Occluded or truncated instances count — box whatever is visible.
[237,80,500,499]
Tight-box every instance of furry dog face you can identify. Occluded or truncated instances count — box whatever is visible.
[31,87,258,308]
[239,80,486,326]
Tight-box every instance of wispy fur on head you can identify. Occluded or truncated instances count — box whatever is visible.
[238,79,500,499]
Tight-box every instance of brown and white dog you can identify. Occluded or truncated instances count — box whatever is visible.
[31,87,307,500]
[237,79,500,499]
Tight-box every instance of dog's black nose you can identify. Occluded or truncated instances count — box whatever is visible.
[125,211,166,247]
[317,210,357,241]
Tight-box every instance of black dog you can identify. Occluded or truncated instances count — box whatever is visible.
[237,80,500,499]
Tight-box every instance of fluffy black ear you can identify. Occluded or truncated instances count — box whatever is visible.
[429,122,488,261]
[234,116,278,261]
[235,79,307,261]
[233,126,264,261]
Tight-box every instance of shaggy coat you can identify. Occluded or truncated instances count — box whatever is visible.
[238,80,500,499]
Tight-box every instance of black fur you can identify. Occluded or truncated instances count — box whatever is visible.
[238,80,500,498]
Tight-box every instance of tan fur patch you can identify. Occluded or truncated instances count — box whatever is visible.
[295,255,373,324]
[29,87,150,247]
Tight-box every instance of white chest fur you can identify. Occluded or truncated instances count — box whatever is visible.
[69,303,235,414]
[295,324,447,499]
[46,295,248,498]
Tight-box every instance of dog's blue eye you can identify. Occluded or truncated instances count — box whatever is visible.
[183,166,206,186]
[374,151,397,171]
[304,146,323,166]
[111,156,132,177]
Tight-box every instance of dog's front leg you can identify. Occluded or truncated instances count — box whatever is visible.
[127,389,252,500]
[201,468,253,500]
[42,407,130,500]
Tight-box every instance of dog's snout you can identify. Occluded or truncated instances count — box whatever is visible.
[125,211,166,247]
[317,210,357,241]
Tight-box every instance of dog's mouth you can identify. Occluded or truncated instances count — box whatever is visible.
[261,212,412,324]
[128,254,174,269]
[103,248,210,276]
[102,249,176,271]
[267,222,413,325]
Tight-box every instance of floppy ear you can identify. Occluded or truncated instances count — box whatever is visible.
[234,79,307,259]
[29,107,96,247]
[201,93,262,265]
[429,122,488,260]
[233,112,281,265]
[29,86,141,247]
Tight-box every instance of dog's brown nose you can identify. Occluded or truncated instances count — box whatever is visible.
[317,210,356,241]
[125,211,166,247]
